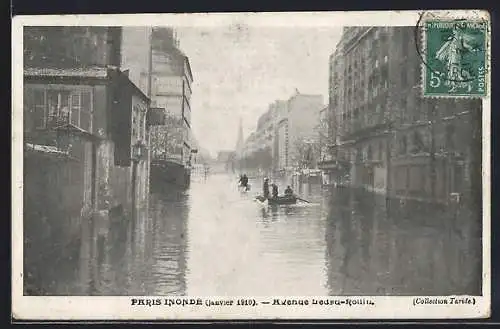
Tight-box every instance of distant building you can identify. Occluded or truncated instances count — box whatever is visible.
[120,27,154,96]
[238,93,323,175]
[276,116,289,171]
[213,150,235,173]
[216,151,234,163]
[235,117,244,159]
[286,93,324,169]
[272,100,288,172]
[241,132,258,162]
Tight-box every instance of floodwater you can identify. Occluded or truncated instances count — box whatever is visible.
[23,173,482,296]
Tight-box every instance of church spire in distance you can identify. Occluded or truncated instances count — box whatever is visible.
[236,116,244,152]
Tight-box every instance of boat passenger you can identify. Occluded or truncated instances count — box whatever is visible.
[263,178,270,199]
[284,186,294,196]
[271,183,279,198]
[241,174,249,190]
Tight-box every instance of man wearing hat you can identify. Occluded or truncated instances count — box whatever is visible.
[263,178,270,199]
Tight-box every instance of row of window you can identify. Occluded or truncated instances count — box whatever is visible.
[397,131,430,155]
[341,99,385,120]
[352,141,385,162]
[341,116,384,134]
[25,88,93,133]
[394,165,427,193]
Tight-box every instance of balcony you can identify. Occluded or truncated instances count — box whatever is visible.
[318,158,351,171]
[41,112,100,142]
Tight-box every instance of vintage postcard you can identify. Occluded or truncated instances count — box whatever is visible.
[12,10,491,320]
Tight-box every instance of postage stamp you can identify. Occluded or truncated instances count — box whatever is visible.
[422,18,488,97]
[12,10,491,322]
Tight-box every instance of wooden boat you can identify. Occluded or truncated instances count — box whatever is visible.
[255,195,297,205]
[238,184,251,192]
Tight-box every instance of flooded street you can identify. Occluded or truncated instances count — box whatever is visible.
[24,173,482,297]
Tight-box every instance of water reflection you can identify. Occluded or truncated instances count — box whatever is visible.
[24,173,481,296]
[324,187,481,295]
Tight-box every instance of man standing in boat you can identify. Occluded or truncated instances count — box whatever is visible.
[263,178,270,199]
[271,183,279,199]
[284,185,294,196]
[239,174,249,191]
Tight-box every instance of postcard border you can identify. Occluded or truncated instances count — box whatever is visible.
[11,11,492,321]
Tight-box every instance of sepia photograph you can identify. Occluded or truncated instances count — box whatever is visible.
[12,11,490,320]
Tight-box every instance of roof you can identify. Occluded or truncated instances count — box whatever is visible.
[24,66,150,103]
[111,69,151,104]
[24,66,110,79]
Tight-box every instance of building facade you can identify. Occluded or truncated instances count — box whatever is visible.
[22,26,164,268]
[149,27,194,188]
[235,117,245,161]
[329,26,482,204]
[271,100,289,172]
[237,100,280,174]
[23,66,152,244]
[286,93,324,170]
[276,117,289,171]
[319,47,351,186]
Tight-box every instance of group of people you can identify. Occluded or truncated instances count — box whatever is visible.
[239,174,294,199]
[262,178,294,199]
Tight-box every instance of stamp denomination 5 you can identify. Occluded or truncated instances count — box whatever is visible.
[422,18,488,97]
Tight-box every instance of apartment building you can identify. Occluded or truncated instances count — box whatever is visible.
[330,26,482,203]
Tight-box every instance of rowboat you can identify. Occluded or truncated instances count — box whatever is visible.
[255,195,297,205]
[238,184,251,192]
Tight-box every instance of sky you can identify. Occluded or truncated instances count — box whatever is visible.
[176,25,341,158]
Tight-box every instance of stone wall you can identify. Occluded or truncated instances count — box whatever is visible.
[96,140,132,216]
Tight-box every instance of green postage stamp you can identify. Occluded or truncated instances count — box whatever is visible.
[423,19,488,97]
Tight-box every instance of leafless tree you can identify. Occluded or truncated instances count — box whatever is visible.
[290,138,318,169]
[150,113,184,161]
[314,112,331,162]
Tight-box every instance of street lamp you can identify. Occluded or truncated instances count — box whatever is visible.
[132,140,147,163]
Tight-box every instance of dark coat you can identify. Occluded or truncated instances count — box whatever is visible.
[272,184,279,197]
[263,181,270,197]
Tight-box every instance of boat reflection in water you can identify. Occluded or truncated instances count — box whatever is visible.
[24,173,481,296]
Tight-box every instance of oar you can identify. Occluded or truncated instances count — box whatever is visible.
[295,196,311,203]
